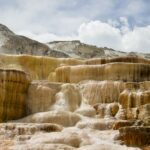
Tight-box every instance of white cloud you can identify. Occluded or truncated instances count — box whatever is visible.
[17,31,77,43]
[119,17,130,34]
[0,0,149,53]
[122,26,150,53]
[18,20,150,53]
[78,21,122,50]
[78,20,150,53]
[0,0,87,35]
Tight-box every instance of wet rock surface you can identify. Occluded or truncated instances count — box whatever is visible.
[117,126,150,147]
[0,69,31,122]
[0,28,149,150]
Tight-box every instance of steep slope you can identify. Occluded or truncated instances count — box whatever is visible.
[0,55,149,150]
[0,24,149,59]
[47,40,106,58]
[47,40,150,59]
[0,24,149,150]
[0,24,69,57]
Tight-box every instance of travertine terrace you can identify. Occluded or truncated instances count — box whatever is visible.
[0,23,149,150]
[0,54,149,150]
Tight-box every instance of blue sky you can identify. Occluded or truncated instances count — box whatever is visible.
[0,0,150,53]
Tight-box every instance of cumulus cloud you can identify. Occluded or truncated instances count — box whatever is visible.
[78,21,122,50]
[0,0,149,53]
[18,19,150,53]
[122,26,150,52]
[17,30,77,43]
[78,20,150,53]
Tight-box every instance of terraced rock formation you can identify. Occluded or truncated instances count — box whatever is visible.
[0,24,149,149]
[0,54,149,150]
[0,69,30,122]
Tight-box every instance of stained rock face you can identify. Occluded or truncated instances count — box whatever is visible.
[0,54,149,82]
[26,81,61,114]
[119,82,150,109]
[118,127,150,147]
[47,40,105,58]
[0,69,30,122]
[0,53,149,149]
[138,104,150,125]
[93,103,120,118]
[117,82,150,121]
[0,54,83,80]
[80,81,125,105]
[85,56,150,65]
[55,63,150,83]
[47,40,150,59]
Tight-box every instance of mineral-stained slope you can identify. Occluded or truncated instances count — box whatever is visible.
[0,55,149,81]
[118,126,150,147]
[55,63,150,83]
[0,55,149,150]
[0,69,30,122]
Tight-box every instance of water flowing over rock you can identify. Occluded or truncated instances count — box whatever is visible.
[117,82,150,121]
[17,111,81,127]
[80,80,125,105]
[26,81,61,114]
[0,27,149,150]
[119,82,150,109]
[0,54,149,82]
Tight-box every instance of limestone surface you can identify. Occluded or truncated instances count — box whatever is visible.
[0,53,149,149]
[0,69,30,122]
[118,126,150,147]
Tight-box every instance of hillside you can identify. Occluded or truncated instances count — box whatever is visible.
[0,24,149,59]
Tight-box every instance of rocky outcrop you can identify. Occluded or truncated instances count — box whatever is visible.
[119,82,150,109]
[0,24,150,150]
[0,24,149,59]
[0,53,149,149]
[0,54,83,80]
[26,81,61,114]
[117,82,150,121]
[138,104,150,126]
[0,24,69,57]
[118,127,150,147]
[113,120,137,130]
[55,63,150,83]
[47,40,105,58]
[85,56,150,65]
[80,81,125,105]
[48,40,150,59]
[93,103,120,118]
[0,69,30,122]
[0,55,149,82]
